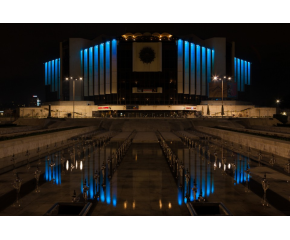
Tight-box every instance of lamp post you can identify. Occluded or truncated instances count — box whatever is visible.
[213,76,231,118]
[276,99,280,114]
[65,77,83,118]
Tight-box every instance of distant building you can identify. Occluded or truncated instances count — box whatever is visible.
[29,95,41,107]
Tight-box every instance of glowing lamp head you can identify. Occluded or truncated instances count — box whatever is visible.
[79,77,83,80]
[213,76,218,80]
[65,78,69,81]
[276,99,280,103]
[228,77,231,80]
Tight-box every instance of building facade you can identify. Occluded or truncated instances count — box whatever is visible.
[44,32,252,107]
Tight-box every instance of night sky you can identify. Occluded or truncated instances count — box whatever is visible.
[1,23,290,108]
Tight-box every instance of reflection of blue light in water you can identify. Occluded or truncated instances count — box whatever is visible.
[113,198,117,206]
[106,180,111,204]
[178,188,182,205]
[237,155,240,184]
[184,197,187,204]
[112,179,117,207]
[207,162,210,197]
[89,167,94,199]
[55,155,58,185]
[45,156,48,181]
[202,159,205,197]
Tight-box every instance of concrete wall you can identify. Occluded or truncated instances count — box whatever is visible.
[0,126,42,135]
[195,126,290,159]
[0,126,98,160]
[18,104,276,119]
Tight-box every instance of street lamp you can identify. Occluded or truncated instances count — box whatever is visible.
[213,76,231,118]
[276,99,280,114]
[65,77,83,118]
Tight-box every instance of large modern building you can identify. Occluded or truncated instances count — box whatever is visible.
[40,32,256,118]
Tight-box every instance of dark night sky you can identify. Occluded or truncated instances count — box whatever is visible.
[1,23,290,108]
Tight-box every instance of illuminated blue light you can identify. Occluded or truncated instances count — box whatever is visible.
[212,50,215,76]
[234,58,237,82]
[105,41,111,94]
[177,39,183,93]
[48,61,51,86]
[45,156,48,181]
[196,45,201,95]
[51,60,55,91]
[207,161,210,197]
[178,188,183,205]
[94,45,99,95]
[45,62,48,85]
[190,43,195,95]
[248,62,251,85]
[84,49,89,96]
[100,44,104,95]
[111,39,117,94]
[245,61,248,85]
[207,49,211,96]
[184,41,189,94]
[237,59,240,91]
[241,60,244,92]
[55,59,58,93]
[58,58,60,99]
[89,155,94,199]
[201,47,206,96]
[202,157,205,197]
[89,47,93,96]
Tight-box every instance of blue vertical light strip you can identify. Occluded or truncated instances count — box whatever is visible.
[248,62,251,85]
[84,49,88,96]
[90,150,94,199]
[234,58,237,83]
[55,155,58,185]
[207,160,210,197]
[202,155,205,197]
[89,47,93,96]
[45,156,48,181]
[245,61,248,85]
[55,59,58,93]
[58,58,60,99]
[184,41,189,94]
[111,39,117,94]
[48,157,51,182]
[177,39,183,93]
[237,154,240,184]
[196,45,201,95]
[201,47,206,96]
[94,45,99,95]
[80,50,83,76]
[207,48,211,97]
[190,43,195,95]
[241,60,244,92]
[211,50,215,76]
[237,59,240,91]
[196,153,200,199]
[48,61,51,86]
[100,44,104,95]
[51,60,55,92]
[45,62,48,85]
[106,175,111,204]
[190,151,194,201]
[105,41,111,94]
[59,153,61,185]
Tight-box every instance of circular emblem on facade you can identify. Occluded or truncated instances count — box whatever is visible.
[139,47,155,64]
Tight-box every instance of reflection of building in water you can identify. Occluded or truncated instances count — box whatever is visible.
[178,148,250,204]
[44,153,61,185]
